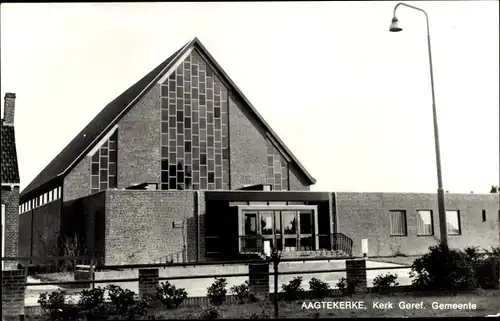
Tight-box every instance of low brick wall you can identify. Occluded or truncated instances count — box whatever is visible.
[2,269,26,320]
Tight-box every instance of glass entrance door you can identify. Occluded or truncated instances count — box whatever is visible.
[240,207,317,253]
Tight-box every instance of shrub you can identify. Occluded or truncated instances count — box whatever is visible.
[410,244,477,291]
[336,277,359,296]
[372,273,399,293]
[199,306,220,319]
[78,286,108,320]
[106,285,148,320]
[230,280,251,304]
[464,246,481,263]
[207,278,228,306]
[309,278,331,299]
[156,281,188,309]
[281,276,305,301]
[475,256,500,289]
[38,290,80,321]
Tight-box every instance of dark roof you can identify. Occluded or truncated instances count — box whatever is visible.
[1,122,20,184]
[21,37,315,200]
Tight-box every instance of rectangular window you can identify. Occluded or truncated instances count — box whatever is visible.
[299,212,313,235]
[260,212,273,235]
[244,213,257,235]
[283,211,296,235]
[482,210,486,222]
[417,210,434,236]
[389,210,407,236]
[446,210,461,235]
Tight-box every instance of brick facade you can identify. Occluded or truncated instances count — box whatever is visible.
[17,200,62,264]
[336,192,500,257]
[345,259,368,294]
[228,95,268,190]
[59,51,310,202]
[288,165,310,191]
[62,191,106,260]
[248,263,270,300]
[1,269,26,319]
[104,190,200,265]
[1,187,19,270]
[63,155,91,202]
[117,84,161,189]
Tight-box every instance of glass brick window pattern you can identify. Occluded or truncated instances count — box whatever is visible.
[266,139,289,190]
[90,130,118,194]
[160,50,229,190]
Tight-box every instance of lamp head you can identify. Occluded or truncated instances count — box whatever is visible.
[389,17,402,32]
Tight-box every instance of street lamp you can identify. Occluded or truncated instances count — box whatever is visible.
[389,3,448,246]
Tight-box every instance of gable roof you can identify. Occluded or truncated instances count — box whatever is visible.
[21,37,315,201]
[1,121,20,185]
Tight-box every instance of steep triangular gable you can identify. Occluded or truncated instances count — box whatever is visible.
[21,37,315,201]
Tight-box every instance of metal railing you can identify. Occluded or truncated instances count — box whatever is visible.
[239,235,265,257]
[317,233,354,256]
[333,233,354,256]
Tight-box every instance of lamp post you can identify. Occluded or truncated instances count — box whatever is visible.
[389,3,448,246]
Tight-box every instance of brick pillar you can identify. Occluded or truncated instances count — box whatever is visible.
[345,259,367,294]
[249,263,270,301]
[138,268,159,300]
[2,269,26,320]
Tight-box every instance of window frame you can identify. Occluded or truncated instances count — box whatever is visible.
[389,210,407,236]
[416,210,434,236]
[446,210,461,235]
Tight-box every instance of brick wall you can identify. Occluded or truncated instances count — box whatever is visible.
[1,269,26,318]
[248,263,270,300]
[31,200,62,263]
[1,186,19,270]
[18,199,62,264]
[336,192,500,256]
[104,190,199,265]
[138,268,159,300]
[62,83,161,202]
[18,210,31,258]
[228,95,268,190]
[62,191,106,260]
[345,259,368,294]
[63,155,91,202]
[59,50,311,197]
[117,84,161,189]
[288,164,310,191]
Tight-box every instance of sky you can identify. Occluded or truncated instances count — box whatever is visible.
[1,1,499,194]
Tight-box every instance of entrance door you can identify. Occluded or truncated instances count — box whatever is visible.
[242,212,258,252]
[260,211,283,253]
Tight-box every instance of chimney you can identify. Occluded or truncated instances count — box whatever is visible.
[3,92,16,125]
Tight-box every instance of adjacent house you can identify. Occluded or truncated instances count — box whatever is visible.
[1,93,21,270]
[18,38,500,266]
